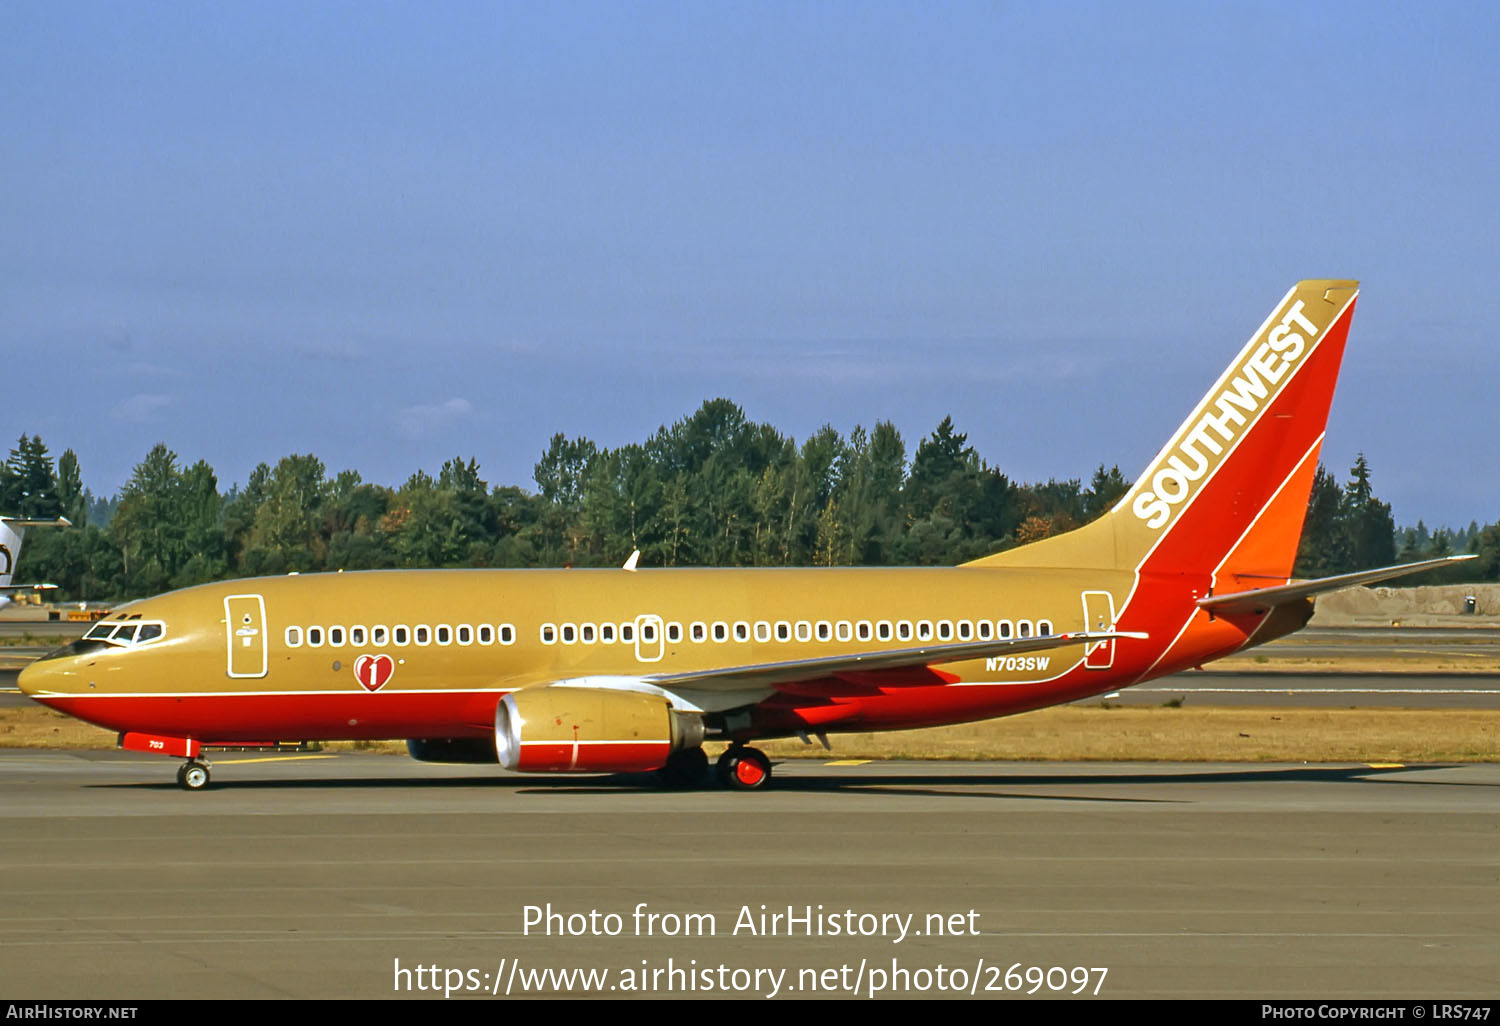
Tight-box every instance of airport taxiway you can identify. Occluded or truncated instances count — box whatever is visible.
[2,750,1498,999]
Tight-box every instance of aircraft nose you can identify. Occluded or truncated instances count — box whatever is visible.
[17,659,45,699]
[17,654,68,702]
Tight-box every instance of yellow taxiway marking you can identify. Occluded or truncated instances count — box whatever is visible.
[1366,763,1406,769]
[211,755,339,765]
[825,759,872,766]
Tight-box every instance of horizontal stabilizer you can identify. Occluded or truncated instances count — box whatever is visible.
[0,517,71,528]
[1197,555,1477,615]
[0,582,58,592]
[649,629,1149,692]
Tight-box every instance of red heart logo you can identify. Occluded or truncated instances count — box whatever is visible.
[353,654,394,692]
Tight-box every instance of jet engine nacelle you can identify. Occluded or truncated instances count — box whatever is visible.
[496,685,705,773]
[405,737,500,764]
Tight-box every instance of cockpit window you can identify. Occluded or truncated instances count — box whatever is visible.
[79,619,167,649]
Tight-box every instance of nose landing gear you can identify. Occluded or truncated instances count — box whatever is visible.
[175,760,211,791]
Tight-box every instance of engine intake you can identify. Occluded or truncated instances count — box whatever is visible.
[496,686,704,773]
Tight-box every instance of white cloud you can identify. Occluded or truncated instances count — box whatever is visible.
[394,397,475,440]
[111,393,172,423]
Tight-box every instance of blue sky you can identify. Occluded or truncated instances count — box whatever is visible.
[3,1,1497,527]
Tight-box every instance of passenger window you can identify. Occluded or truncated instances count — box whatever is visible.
[666,622,682,643]
[957,620,972,640]
[1018,620,1033,638]
[877,621,892,641]
[734,622,750,642]
[936,620,952,641]
[394,626,410,645]
[499,624,516,645]
[834,621,851,642]
[774,621,790,642]
[1038,620,1053,636]
[456,625,472,645]
[713,622,728,642]
[794,621,811,642]
[691,622,706,642]
[977,620,993,640]
[897,621,913,641]
[641,623,656,643]
[350,626,367,646]
[372,625,389,645]
[621,623,635,643]
[477,624,494,644]
[997,621,1012,639]
[560,624,576,644]
[600,623,615,643]
[415,625,431,645]
[329,626,345,646]
[581,623,595,643]
[436,625,451,645]
[307,627,324,647]
[754,622,771,643]
[540,624,556,644]
[285,626,303,648]
[916,621,933,641]
[856,621,871,641]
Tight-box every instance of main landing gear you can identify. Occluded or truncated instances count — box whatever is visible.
[175,759,211,791]
[657,746,709,788]
[715,746,772,791]
[656,745,774,790]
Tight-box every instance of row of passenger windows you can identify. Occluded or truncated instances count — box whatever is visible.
[284,623,517,649]
[283,616,1056,651]
[539,617,1054,646]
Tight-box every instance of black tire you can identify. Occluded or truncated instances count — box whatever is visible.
[718,747,772,791]
[178,761,210,791]
[657,747,709,788]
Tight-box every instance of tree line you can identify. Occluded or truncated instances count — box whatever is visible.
[1,400,1494,601]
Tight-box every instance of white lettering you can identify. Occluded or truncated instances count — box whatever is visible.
[1133,492,1171,529]
[983,656,1053,673]
[1218,364,1270,415]
[1282,298,1318,335]
[1246,341,1289,385]
[1168,444,1210,481]
[1130,295,1324,530]
[1267,322,1306,360]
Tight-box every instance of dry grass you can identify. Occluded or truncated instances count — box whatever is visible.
[0,706,118,748]
[7,703,1500,763]
[1213,654,1500,674]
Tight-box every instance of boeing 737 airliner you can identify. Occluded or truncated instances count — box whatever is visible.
[18,280,1469,789]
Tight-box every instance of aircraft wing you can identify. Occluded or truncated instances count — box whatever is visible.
[1197,555,1477,616]
[644,629,1147,692]
[0,583,58,592]
[0,517,71,528]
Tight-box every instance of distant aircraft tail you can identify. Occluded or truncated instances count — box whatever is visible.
[965,279,1360,586]
[0,516,69,602]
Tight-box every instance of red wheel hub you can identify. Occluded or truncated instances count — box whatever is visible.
[734,757,766,786]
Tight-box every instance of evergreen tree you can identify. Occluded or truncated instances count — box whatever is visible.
[1295,463,1350,577]
[1344,453,1396,569]
[4,436,61,518]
